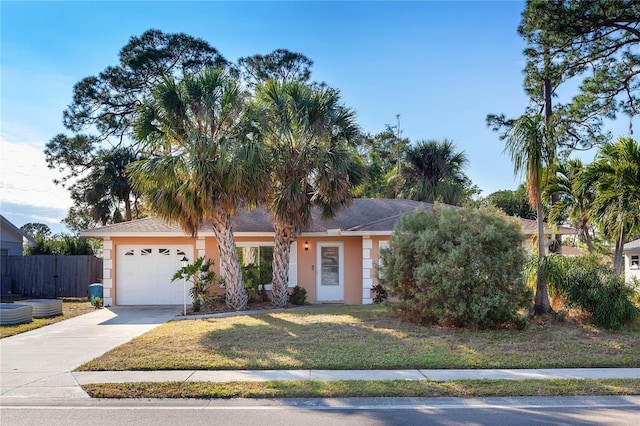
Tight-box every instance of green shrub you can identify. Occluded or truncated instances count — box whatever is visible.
[192,298,201,312]
[172,257,223,308]
[371,284,388,304]
[289,285,307,305]
[545,254,639,329]
[91,297,103,309]
[379,205,532,329]
[241,263,271,302]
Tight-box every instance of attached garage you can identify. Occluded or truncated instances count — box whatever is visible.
[116,245,194,305]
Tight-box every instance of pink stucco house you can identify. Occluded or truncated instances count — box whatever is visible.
[80,199,573,307]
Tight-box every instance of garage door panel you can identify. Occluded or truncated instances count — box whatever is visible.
[116,245,194,305]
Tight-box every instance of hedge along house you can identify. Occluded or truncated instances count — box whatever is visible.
[80,199,574,307]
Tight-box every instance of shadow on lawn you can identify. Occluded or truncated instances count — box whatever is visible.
[197,309,504,370]
[194,306,640,370]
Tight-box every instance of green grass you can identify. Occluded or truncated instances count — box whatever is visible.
[83,379,640,399]
[0,298,94,338]
[78,304,640,371]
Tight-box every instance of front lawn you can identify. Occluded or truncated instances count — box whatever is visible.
[0,298,94,338]
[78,304,640,371]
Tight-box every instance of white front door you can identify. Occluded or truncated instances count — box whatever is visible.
[316,242,344,301]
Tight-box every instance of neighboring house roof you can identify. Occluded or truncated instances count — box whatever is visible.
[0,214,37,246]
[558,245,586,256]
[624,238,640,251]
[517,218,575,236]
[80,198,570,239]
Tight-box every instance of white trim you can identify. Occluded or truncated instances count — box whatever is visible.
[339,231,393,236]
[361,237,373,304]
[236,241,274,248]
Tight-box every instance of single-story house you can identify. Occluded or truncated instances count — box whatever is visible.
[0,215,37,257]
[623,238,640,284]
[80,199,574,307]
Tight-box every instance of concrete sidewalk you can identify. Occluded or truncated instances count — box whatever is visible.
[73,367,640,385]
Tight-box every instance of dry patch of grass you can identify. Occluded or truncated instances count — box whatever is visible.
[83,378,640,399]
[0,298,94,338]
[78,305,640,371]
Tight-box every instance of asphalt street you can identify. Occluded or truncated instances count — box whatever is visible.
[2,396,640,426]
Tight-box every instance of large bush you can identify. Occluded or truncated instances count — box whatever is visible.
[545,254,639,329]
[379,205,531,329]
[24,233,97,255]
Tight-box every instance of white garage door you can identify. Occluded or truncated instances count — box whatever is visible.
[116,245,194,305]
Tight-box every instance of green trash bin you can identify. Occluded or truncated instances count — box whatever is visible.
[89,283,103,304]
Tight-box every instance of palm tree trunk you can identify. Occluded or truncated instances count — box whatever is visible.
[583,227,594,253]
[613,223,626,276]
[211,209,247,310]
[271,221,294,307]
[124,196,132,222]
[534,195,551,315]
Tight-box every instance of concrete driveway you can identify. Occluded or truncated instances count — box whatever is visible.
[0,306,178,400]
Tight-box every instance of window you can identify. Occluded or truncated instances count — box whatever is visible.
[124,250,134,256]
[632,255,640,268]
[141,248,153,256]
[237,244,274,286]
[159,248,170,256]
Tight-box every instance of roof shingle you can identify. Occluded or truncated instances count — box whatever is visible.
[80,198,573,237]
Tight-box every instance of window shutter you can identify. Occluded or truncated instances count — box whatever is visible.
[288,242,298,287]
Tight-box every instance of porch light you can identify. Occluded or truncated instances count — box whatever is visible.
[304,241,309,251]
[180,256,189,316]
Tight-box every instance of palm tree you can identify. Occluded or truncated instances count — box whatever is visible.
[254,80,365,307]
[391,139,469,205]
[545,159,595,252]
[129,68,267,310]
[584,136,640,275]
[503,114,555,315]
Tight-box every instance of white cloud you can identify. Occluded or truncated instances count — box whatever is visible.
[0,138,73,213]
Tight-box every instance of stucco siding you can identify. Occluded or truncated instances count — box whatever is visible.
[296,237,319,303]
[343,236,363,304]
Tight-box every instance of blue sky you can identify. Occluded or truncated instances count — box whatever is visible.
[1,1,636,234]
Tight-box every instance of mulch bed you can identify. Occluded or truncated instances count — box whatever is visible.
[185,297,299,316]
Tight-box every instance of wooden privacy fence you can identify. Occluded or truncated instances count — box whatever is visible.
[1,255,103,298]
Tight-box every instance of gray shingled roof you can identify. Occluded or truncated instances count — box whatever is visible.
[81,199,433,237]
[624,238,640,251]
[80,198,569,238]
